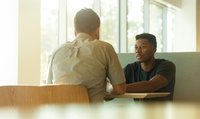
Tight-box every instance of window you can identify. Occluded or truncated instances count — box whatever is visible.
[149,1,176,52]
[166,8,176,52]
[41,0,177,80]
[127,0,144,52]
[149,2,164,52]
[66,0,94,42]
[100,0,119,51]
[41,0,59,80]
[41,0,120,79]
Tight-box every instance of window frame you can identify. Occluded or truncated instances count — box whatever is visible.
[41,0,177,80]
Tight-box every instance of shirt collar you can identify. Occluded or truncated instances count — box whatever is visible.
[76,33,94,41]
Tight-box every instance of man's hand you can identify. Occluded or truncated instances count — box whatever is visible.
[104,93,114,101]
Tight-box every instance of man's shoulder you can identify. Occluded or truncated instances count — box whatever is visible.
[52,43,67,53]
[125,62,140,69]
[50,43,70,59]
[94,40,113,47]
[92,40,117,53]
[157,59,174,64]
[156,59,176,68]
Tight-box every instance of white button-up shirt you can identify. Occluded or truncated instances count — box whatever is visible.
[47,33,125,102]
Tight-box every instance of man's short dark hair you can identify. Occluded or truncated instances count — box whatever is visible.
[74,8,100,34]
[135,33,157,48]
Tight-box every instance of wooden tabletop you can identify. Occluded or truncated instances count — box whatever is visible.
[105,92,170,99]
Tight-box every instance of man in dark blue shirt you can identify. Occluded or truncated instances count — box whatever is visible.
[124,33,176,101]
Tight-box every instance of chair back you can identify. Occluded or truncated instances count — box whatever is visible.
[0,85,89,106]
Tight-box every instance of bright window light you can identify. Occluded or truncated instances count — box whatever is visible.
[0,1,18,84]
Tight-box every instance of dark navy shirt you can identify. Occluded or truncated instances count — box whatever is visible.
[124,59,176,101]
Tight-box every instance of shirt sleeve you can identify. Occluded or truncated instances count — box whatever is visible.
[105,44,126,85]
[123,64,133,84]
[156,61,176,83]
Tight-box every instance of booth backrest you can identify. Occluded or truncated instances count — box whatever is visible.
[0,85,89,106]
[118,52,200,102]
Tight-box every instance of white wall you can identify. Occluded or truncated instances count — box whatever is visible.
[174,0,196,51]
[18,0,41,84]
[197,0,200,51]
[0,1,18,85]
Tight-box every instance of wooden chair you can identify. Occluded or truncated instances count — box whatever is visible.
[0,85,89,106]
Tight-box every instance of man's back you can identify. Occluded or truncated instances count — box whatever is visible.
[47,33,125,102]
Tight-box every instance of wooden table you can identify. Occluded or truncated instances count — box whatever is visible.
[105,92,170,99]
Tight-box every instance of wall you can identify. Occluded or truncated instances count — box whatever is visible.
[0,1,18,84]
[197,0,200,51]
[18,0,40,84]
[174,0,196,52]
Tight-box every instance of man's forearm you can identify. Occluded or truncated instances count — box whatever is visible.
[112,83,126,95]
[126,81,154,93]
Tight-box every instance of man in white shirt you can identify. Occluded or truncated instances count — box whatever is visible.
[47,8,126,103]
